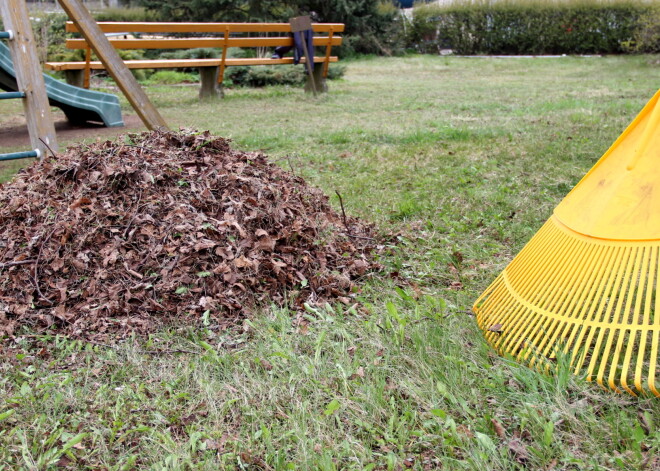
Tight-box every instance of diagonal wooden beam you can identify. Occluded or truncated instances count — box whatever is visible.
[56,0,168,130]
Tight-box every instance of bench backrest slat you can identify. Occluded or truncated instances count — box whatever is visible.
[66,36,343,50]
[66,21,345,34]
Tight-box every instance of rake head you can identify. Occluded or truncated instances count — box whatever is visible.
[474,89,660,397]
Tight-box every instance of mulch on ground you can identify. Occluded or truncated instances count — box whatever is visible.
[0,130,381,342]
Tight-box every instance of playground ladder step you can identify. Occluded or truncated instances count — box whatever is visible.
[0,150,40,162]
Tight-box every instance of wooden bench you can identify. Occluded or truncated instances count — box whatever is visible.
[44,21,344,99]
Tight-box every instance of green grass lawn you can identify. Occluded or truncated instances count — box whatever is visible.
[1,55,659,470]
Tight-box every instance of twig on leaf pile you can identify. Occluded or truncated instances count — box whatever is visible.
[286,156,296,175]
[0,259,36,269]
[345,233,376,241]
[335,190,351,234]
[123,189,143,239]
[86,340,201,355]
[34,225,59,305]
[334,191,375,241]
[39,137,57,159]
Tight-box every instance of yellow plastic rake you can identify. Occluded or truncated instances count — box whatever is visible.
[474,89,660,397]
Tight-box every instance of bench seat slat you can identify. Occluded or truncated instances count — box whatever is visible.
[66,36,342,50]
[66,21,345,34]
[45,56,339,71]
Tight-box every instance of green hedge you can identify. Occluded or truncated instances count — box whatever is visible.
[225,64,346,87]
[409,1,659,55]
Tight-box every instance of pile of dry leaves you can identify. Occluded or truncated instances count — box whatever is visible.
[0,130,381,341]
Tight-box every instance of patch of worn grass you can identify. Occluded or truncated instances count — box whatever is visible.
[1,54,659,469]
[2,301,658,470]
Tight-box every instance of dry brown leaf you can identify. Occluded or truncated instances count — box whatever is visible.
[508,438,530,463]
[491,418,506,438]
[70,197,92,209]
[449,281,463,290]
[233,256,253,269]
[349,366,365,380]
[488,323,503,332]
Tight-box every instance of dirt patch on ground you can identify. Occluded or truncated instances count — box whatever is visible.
[0,115,145,150]
[0,130,381,342]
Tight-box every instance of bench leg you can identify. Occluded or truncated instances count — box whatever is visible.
[199,67,222,100]
[305,65,327,94]
[64,70,84,88]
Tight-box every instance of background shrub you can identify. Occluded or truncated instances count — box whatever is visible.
[626,5,660,52]
[225,63,346,87]
[92,7,158,22]
[20,7,156,63]
[161,48,222,60]
[146,70,198,84]
[133,0,405,56]
[408,0,657,55]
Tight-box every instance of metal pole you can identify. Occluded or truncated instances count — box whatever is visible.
[0,149,41,161]
[0,91,26,100]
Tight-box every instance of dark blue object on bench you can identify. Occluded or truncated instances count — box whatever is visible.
[273,30,315,71]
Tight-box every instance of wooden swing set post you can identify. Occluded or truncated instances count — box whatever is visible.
[0,0,58,156]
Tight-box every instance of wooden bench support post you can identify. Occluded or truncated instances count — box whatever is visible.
[198,66,220,100]
[323,29,334,78]
[217,27,229,85]
[64,69,84,87]
[83,45,91,89]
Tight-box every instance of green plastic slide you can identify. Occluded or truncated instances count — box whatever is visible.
[0,41,123,127]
